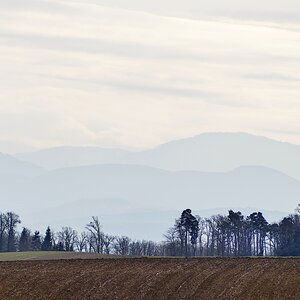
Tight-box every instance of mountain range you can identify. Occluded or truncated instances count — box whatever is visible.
[0,132,299,240]
[16,132,300,180]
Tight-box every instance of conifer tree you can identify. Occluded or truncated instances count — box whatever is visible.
[178,209,199,257]
[19,227,31,252]
[31,231,42,251]
[41,227,53,251]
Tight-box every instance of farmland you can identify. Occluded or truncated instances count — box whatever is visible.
[0,256,299,299]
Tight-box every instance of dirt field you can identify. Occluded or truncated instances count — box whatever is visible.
[0,257,299,300]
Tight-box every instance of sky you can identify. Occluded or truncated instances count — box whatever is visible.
[0,0,300,153]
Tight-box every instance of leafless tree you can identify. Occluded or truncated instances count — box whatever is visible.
[75,231,89,252]
[86,217,103,253]
[113,236,131,255]
[0,213,7,252]
[164,226,180,256]
[5,212,21,252]
[103,234,115,254]
[58,227,78,252]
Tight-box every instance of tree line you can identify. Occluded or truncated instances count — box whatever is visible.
[0,214,163,256]
[0,206,299,256]
[164,206,300,257]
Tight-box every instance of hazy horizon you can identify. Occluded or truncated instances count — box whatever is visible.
[1,131,300,155]
[1,131,281,154]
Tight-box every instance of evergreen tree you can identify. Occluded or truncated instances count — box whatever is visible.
[277,215,300,256]
[31,231,42,251]
[41,227,53,251]
[19,227,31,252]
[228,210,245,256]
[178,209,199,257]
[53,241,65,252]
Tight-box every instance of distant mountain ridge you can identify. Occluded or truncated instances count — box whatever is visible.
[16,146,130,170]
[15,132,300,181]
[0,164,297,240]
[3,132,300,239]
[0,153,44,178]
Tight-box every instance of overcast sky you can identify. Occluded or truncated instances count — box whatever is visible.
[1,0,300,153]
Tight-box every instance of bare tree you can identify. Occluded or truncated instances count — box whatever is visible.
[58,227,78,252]
[6,212,21,252]
[103,234,115,254]
[75,231,89,252]
[164,226,180,256]
[86,217,103,254]
[0,213,7,252]
[113,236,131,256]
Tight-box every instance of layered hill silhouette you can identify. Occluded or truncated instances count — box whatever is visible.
[0,153,44,178]
[2,132,299,239]
[16,132,300,180]
[0,163,298,239]
[20,164,300,212]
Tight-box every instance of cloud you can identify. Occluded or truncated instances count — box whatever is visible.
[243,73,300,82]
[0,0,300,151]
[64,0,300,23]
[263,128,300,137]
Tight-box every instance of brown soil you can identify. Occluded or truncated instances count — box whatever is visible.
[0,257,299,300]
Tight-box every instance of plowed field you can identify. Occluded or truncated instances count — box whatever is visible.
[0,257,299,299]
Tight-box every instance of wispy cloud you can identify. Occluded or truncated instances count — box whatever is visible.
[243,73,300,82]
[0,0,300,152]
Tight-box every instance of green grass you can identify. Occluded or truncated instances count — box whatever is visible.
[0,251,120,261]
[0,251,66,261]
[1,252,296,262]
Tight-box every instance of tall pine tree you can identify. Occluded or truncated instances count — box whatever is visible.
[31,231,41,251]
[41,227,53,251]
[19,228,31,252]
[178,209,199,257]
